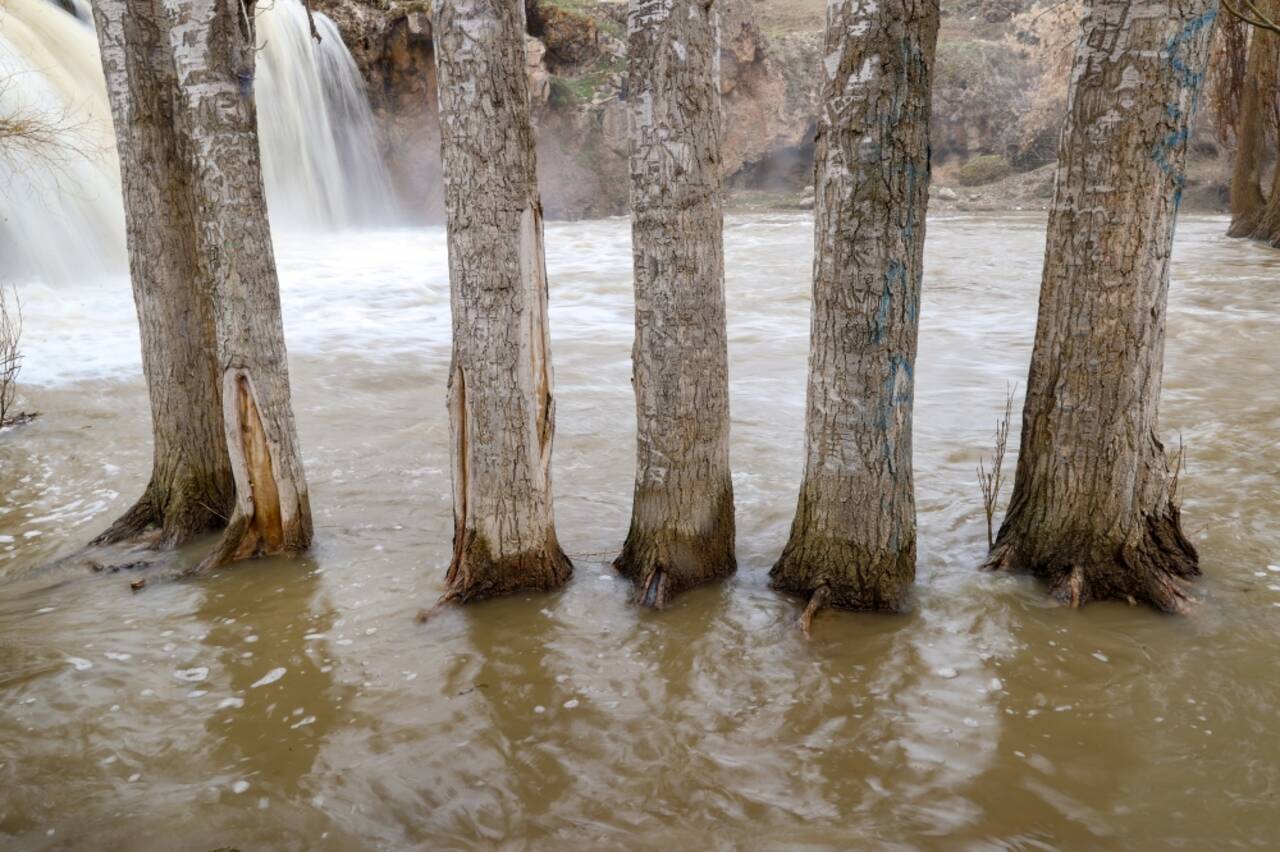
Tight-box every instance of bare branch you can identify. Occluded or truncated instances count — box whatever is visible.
[302,0,323,43]
[1224,0,1280,34]
[0,284,24,427]
[978,384,1016,550]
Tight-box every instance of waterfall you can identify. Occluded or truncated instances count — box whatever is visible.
[0,0,123,283]
[0,0,395,284]
[256,2,396,228]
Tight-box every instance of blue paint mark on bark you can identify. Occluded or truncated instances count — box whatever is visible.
[874,260,908,343]
[877,354,914,478]
[1151,6,1216,210]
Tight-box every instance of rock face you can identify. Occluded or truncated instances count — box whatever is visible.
[314,0,825,219]
[312,0,443,217]
[311,0,1225,219]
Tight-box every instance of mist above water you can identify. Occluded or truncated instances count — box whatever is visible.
[0,0,394,283]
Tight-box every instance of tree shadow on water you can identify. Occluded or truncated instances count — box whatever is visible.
[196,557,354,799]
[445,596,577,841]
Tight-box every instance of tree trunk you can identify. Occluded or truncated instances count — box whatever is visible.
[770,0,940,614]
[89,0,234,549]
[1252,147,1280,244]
[431,0,571,602]
[985,0,1211,612]
[1249,13,1280,246]
[1228,20,1270,237]
[614,0,735,609]
[167,0,313,571]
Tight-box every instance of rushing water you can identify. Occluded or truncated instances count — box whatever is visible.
[0,0,393,283]
[1,213,1278,848]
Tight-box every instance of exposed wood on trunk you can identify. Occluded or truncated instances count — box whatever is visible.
[985,0,1211,613]
[431,0,571,602]
[167,0,314,572]
[88,0,234,549]
[770,0,940,614]
[1228,16,1271,237]
[614,0,736,608]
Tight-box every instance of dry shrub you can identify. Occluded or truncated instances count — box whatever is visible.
[978,385,1016,549]
[0,72,99,182]
[0,285,23,427]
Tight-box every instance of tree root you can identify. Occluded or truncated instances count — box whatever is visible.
[799,584,830,639]
[638,566,669,610]
[983,507,1200,614]
[415,590,462,624]
[90,482,231,552]
[90,497,163,548]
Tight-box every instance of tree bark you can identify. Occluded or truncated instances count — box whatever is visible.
[985,0,1211,612]
[431,0,571,602]
[614,0,735,609]
[1228,18,1270,237]
[770,0,940,614]
[1248,12,1280,246]
[167,0,313,571]
[89,0,234,549]
[1253,157,1280,244]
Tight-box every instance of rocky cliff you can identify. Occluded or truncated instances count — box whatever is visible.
[312,0,1226,220]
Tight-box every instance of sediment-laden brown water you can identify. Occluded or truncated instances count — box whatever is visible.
[1,213,1277,849]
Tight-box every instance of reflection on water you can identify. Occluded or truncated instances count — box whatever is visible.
[0,213,1278,848]
[197,561,353,799]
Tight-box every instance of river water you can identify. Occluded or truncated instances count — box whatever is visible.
[1,213,1277,849]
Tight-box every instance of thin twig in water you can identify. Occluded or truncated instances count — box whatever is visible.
[0,285,23,427]
[978,384,1016,549]
[1170,432,1187,503]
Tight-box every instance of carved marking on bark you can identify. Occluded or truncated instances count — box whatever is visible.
[88,0,234,550]
[771,0,939,614]
[432,0,571,603]
[166,0,312,574]
[616,0,736,607]
[985,0,1208,613]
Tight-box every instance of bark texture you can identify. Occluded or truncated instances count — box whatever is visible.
[432,0,571,602]
[1248,13,1280,246]
[1227,18,1270,238]
[985,0,1211,612]
[771,0,940,614]
[167,0,313,570]
[615,0,735,609]
[89,0,234,549]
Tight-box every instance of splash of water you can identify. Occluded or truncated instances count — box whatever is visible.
[0,0,395,284]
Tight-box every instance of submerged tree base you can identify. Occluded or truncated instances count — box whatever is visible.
[770,534,916,615]
[91,479,232,552]
[983,504,1200,613]
[438,529,573,608]
[614,483,737,603]
[613,528,736,610]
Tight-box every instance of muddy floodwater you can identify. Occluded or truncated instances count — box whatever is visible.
[1,213,1277,849]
